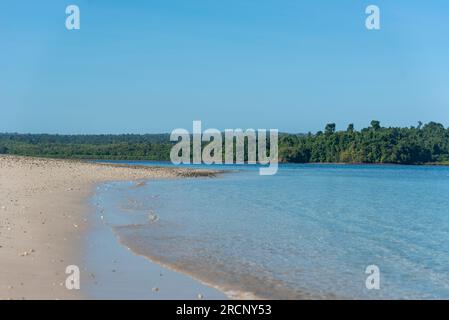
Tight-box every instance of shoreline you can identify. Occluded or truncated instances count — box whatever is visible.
[0,155,222,300]
[112,228,258,300]
[82,182,228,300]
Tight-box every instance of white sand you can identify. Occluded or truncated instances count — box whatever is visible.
[0,155,221,300]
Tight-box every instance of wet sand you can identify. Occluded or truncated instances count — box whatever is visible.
[0,155,222,300]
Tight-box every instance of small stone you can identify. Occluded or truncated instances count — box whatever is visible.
[152,287,159,292]
[198,294,204,300]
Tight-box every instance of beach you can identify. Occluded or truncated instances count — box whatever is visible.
[0,155,224,300]
[3,156,449,300]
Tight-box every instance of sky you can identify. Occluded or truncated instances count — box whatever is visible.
[1,0,449,134]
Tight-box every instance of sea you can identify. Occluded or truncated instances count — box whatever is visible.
[91,162,449,299]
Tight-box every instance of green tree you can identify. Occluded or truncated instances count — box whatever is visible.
[371,120,381,131]
[347,124,354,133]
[325,123,336,136]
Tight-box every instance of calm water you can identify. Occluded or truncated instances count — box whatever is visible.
[94,162,449,299]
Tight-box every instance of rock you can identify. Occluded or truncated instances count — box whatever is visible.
[148,212,158,223]
[152,287,159,292]
[198,294,204,300]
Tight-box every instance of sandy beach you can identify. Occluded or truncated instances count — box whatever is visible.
[0,155,223,300]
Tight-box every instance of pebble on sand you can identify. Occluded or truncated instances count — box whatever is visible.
[20,249,35,257]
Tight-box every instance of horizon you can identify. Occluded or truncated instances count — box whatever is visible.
[0,120,447,136]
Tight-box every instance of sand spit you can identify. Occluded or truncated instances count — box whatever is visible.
[0,155,219,300]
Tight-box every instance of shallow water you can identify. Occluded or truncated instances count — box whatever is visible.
[95,163,449,299]
[84,183,227,300]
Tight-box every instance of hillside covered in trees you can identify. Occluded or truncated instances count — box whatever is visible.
[1,121,449,165]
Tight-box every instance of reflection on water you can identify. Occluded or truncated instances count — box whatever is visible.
[95,164,449,299]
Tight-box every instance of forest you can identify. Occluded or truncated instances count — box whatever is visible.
[1,121,449,165]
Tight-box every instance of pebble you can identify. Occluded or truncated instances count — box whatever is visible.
[152,287,159,292]
[20,249,35,257]
[198,294,204,300]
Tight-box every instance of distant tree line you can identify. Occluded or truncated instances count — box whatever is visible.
[0,133,173,160]
[1,121,449,164]
[279,121,449,164]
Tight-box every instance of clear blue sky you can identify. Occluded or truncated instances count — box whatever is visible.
[1,0,448,134]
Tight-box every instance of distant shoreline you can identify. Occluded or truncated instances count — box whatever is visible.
[90,158,449,168]
[2,153,448,167]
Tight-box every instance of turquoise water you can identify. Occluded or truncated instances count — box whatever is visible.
[95,162,449,299]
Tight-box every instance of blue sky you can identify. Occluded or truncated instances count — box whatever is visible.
[1,0,449,134]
